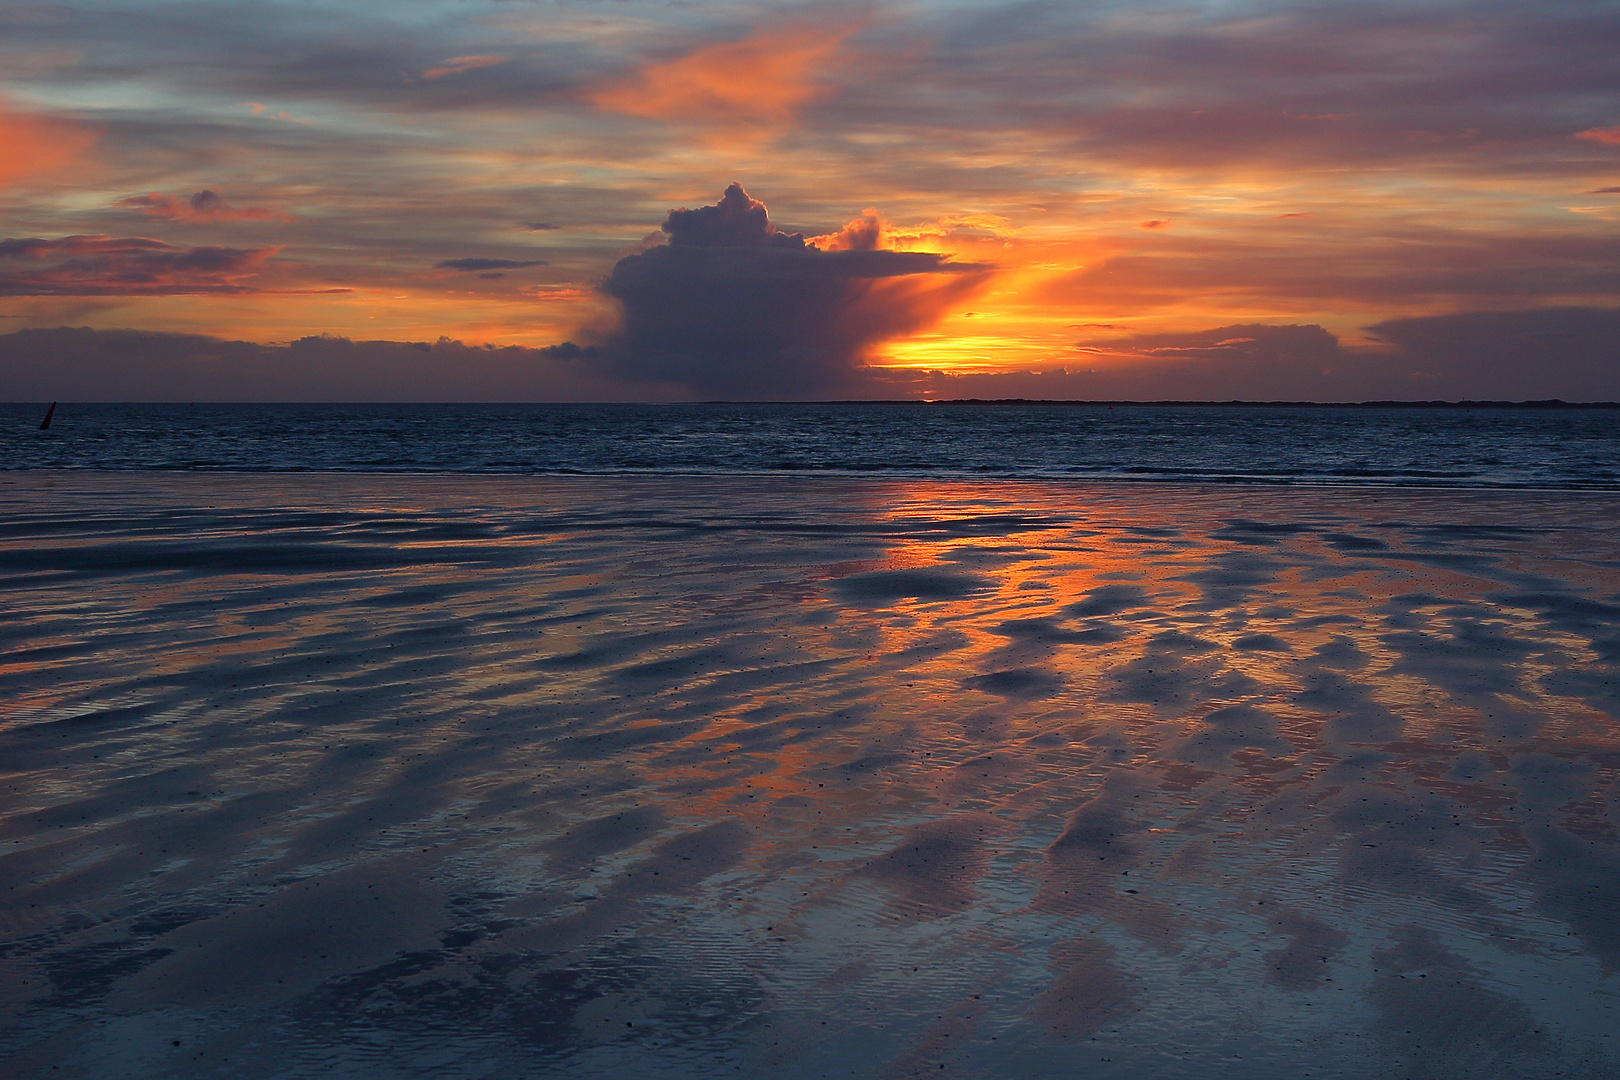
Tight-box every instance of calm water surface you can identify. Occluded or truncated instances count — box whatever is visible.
[4,403,1618,488]
[1,474,1618,1078]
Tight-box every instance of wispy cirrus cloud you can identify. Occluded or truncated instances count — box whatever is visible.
[242,102,312,124]
[1576,126,1620,145]
[423,55,506,80]
[1073,323,1341,368]
[0,235,275,296]
[436,257,546,271]
[115,189,291,223]
[1037,230,1620,314]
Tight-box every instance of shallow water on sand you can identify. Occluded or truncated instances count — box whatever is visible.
[3,475,1619,1078]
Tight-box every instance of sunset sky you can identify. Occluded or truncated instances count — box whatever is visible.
[2,0,1618,400]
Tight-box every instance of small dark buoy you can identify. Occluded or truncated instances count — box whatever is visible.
[39,401,56,430]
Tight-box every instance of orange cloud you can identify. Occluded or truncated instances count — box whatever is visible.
[884,213,1016,249]
[810,210,883,251]
[1576,125,1620,145]
[423,55,506,79]
[115,190,292,223]
[242,103,312,124]
[589,25,854,130]
[0,102,94,191]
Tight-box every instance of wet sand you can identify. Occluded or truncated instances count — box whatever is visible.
[2,473,1618,1078]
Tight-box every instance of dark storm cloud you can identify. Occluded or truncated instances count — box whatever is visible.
[657,184,808,249]
[0,235,274,295]
[0,327,680,402]
[435,258,547,271]
[586,184,991,399]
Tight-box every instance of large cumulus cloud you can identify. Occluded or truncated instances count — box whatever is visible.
[588,184,991,399]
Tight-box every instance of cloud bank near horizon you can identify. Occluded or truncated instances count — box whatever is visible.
[0,327,682,403]
[5,306,1616,403]
[892,309,1620,403]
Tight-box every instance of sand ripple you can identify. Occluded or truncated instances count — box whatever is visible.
[2,475,1618,1078]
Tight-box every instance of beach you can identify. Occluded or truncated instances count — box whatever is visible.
[3,472,1619,1078]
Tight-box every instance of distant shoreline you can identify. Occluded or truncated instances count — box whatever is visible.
[7,398,1620,408]
[847,398,1620,409]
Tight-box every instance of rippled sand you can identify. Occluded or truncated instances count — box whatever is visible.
[3,474,1619,1078]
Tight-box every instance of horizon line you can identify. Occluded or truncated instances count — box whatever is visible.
[10,398,1620,409]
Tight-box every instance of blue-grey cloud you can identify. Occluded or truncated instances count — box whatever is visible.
[436,257,546,271]
[0,235,274,295]
[0,327,679,402]
[7,307,1614,402]
[584,184,992,399]
[1365,306,1620,401]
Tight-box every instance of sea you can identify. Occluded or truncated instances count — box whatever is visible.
[4,401,1618,486]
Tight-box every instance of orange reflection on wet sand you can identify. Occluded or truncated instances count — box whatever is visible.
[1,475,1618,1078]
